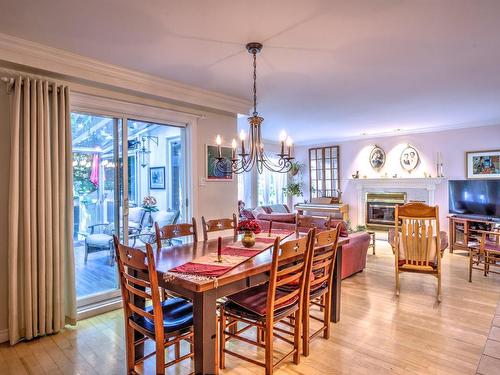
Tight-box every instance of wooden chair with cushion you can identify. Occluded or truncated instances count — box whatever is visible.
[219,230,315,374]
[113,236,194,374]
[155,217,198,249]
[295,214,332,235]
[301,225,340,356]
[479,229,500,277]
[201,213,237,241]
[394,202,443,301]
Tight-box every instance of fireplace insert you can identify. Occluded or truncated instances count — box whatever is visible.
[366,192,407,228]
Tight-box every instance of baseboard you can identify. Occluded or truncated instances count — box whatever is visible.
[0,329,8,343]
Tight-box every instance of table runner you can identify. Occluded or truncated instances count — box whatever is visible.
[165,229,294,282]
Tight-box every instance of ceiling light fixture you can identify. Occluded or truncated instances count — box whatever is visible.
[215,42,294,174]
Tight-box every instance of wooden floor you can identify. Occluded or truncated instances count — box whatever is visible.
[1,239,499,374]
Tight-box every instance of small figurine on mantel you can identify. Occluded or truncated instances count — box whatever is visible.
[393,173,398,178]
[352,170,359,179]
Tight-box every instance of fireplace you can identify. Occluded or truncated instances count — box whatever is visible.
[366,192,406,228]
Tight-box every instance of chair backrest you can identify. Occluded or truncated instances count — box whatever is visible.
[155,217,198,249]
[266,229,315,325]
[304,224,341,296]
[394,202,441,270]
[113,236,165,342]
[201,213,237,241]
[479,229,500,252]
[295,214,332,234]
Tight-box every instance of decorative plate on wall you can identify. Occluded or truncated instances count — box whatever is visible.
[369,145,386,171]
[400,145,420,172]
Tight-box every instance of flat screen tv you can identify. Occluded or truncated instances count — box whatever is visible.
[448,179,499,218]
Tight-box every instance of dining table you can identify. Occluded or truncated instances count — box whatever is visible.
[132,232,349,375]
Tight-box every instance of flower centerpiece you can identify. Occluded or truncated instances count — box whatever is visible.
[237,219,261,248]
[142,196,159,212]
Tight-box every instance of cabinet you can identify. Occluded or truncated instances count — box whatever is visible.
[448,215,497,252]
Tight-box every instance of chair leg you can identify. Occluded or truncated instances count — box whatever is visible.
[84,244,89,264]
[302,299,310,357]
[323,291,332,339]
[125,324,135,374]
[395,268,400,296]
[219,307,226,370]
[155,339,165,375]
[437,274,442,302]
[484,253,488,277]
[265,321,274,375]
[293,310,302,364]
[468,250,473,282]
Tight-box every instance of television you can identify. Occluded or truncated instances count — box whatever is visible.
[448,179,500,218]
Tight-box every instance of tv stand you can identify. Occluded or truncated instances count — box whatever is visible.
[448,215,498,253]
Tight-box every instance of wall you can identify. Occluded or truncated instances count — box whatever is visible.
[294,124,500,229]
[0,90,10,337]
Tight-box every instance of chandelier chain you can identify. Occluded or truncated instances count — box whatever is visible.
[253,51,257,116]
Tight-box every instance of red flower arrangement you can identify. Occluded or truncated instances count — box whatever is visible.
[237,219,262,234]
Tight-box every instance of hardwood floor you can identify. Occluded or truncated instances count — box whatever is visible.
[1,239,499,374]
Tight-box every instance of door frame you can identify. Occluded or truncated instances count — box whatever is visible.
[71,93,198,311]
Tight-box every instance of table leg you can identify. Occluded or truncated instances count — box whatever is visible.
[331,245,342,323]
[193,289,218,375]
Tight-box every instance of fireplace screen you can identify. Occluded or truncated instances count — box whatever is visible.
[366,192,406,227]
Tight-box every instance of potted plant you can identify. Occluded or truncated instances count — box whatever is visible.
[283,182,303,197]
[289,161,304,177]
[237,219,262,248]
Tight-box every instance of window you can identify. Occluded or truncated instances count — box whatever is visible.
[257,161,287,206]
[309,146,340,199]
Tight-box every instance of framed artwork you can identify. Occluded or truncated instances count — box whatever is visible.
[466,150,500,179]
[369,145,386,171]
[149,166,165,189]
[206,144,233,181]
[400,145,420,172]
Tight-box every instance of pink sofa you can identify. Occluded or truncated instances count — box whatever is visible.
[254,214,370,279]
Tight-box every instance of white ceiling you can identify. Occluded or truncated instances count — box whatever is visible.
[1,0,500,143]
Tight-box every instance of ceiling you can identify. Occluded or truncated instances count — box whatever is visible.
[2,0,500,143]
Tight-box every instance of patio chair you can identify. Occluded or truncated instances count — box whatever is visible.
[84,223,114,265]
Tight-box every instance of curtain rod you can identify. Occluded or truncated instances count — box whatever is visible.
[1,76,61,94]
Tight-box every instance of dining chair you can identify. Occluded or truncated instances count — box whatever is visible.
[219,229,314,374]
[201,213,237,241]
[113,236,194,374]
[394,202,443,301]
[301,225,340,356]
[295,214,332,235]
[479,229,500,277]
[155,217,198,249]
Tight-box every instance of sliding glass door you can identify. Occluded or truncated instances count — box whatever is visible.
[71,111,188,307]
[71,113,122,303]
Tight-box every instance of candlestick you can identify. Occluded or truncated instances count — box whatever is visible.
[217,237,222,262]
[231,139,237,160]
[279,130,287,156]
[215,135,222,158]
[239,129,246,156]
[268,220,273,237]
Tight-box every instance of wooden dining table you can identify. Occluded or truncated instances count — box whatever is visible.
[133,233,349,375]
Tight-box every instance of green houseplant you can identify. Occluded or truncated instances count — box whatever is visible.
[283,182,303,197]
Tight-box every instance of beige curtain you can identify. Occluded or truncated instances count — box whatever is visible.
[8,76,77,345]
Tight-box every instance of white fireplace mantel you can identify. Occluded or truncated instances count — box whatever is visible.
[349,177,445,225]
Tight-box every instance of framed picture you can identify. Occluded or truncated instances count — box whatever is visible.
[400,145,420,172]
[369,145,386,171]
[466,150,500,179]
[149,166,166,189]
[206,144,233,181]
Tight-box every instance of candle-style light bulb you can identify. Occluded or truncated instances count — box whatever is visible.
[279,130,287,156]
[279,130,287,142]
[286,136,293,157]
[231,138,237,159]
[239,129,246,141]
[239,129,246,155]
[215,134,222,158]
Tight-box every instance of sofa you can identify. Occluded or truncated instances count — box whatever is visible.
[250,209,370,279]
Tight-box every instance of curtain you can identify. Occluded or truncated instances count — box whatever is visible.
[8,76,77,345]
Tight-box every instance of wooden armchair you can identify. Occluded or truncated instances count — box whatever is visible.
[394,202,443,301]
[113,237,194,374]
[201,213,237,241]
[479,229,500,277]
[155,217,198,249]
[295,214,332,234]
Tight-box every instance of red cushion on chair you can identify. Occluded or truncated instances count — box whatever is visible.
[227,283,299,316]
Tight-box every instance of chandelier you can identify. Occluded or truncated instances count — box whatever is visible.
[215,42,294,174]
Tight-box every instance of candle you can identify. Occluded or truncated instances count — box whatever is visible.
[286,136,293,157]
[239,129,246,156]
[215,135,222,158]
[268,220,273,237]
[279,130,287,156]
[217,237,222,262]
[231,138,237,160]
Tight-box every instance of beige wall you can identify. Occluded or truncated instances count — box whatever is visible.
[0,90,10,334]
